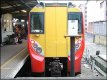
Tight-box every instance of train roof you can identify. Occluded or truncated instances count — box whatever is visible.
[30,3,81,12]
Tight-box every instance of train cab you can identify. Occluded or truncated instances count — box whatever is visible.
[28,2,85,77]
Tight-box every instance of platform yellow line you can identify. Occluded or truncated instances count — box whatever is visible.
[1,48,27,69]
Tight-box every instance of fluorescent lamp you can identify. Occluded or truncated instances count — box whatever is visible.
[21,10,27,13]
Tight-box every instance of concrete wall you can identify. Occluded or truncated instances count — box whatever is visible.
[99,36,106,45]
[87,21,106,46]
[87,22,94,34]
[79,3,88,30]
[93,21,106,36]
[1,13,14,42]
[94,35,100,44]
[87,1,106,22]
[94,35,106,46]
[83,1,106,46]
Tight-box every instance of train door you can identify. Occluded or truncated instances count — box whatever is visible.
[45,7,67,57]
[45,7,56,57]
[56,7,67,57]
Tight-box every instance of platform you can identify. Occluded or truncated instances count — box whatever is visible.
[1,40,27,65]
[16,76,106,80]
[1,40,28,79]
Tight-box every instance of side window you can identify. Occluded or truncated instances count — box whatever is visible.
[30,12,44,34]
[68,12,82,34]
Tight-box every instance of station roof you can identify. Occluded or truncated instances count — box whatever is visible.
[1,0,38,18]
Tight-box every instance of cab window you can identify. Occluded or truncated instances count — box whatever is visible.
[68,12,82,33]
[30,12,44,34]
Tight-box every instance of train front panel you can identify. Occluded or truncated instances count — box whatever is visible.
[28,3,84,77]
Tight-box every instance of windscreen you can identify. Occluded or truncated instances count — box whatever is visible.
[30,12,44,34]
[68,12,82,33]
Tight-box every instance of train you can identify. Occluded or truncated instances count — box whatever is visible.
[28,2,85,77]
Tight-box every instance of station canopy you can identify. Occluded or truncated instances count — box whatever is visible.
[1,0,38,18]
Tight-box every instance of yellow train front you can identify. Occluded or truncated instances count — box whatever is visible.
[28,2,85,77]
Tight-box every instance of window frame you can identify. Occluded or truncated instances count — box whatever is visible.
[30,12,44,34]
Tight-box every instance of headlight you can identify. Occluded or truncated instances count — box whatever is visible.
[36,47,42,53]
[33,43,38,48]
[31,40,44,56]
[75,43,80,51]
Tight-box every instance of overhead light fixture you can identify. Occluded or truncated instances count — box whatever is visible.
[21,10,27,13]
